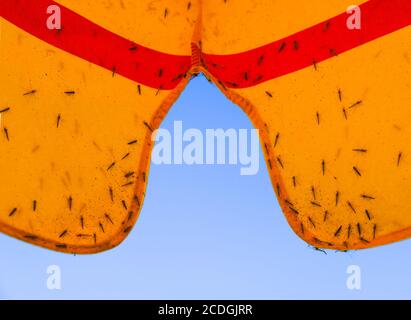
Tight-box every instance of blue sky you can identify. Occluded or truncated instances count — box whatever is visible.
[1,75,411,299]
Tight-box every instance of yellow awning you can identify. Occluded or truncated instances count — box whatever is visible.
[0,0,410,253]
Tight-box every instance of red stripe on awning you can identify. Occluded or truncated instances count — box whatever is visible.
[0,0,191,90]
[202,0,411,89]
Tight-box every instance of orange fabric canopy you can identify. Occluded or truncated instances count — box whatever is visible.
[0,0,410,253]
